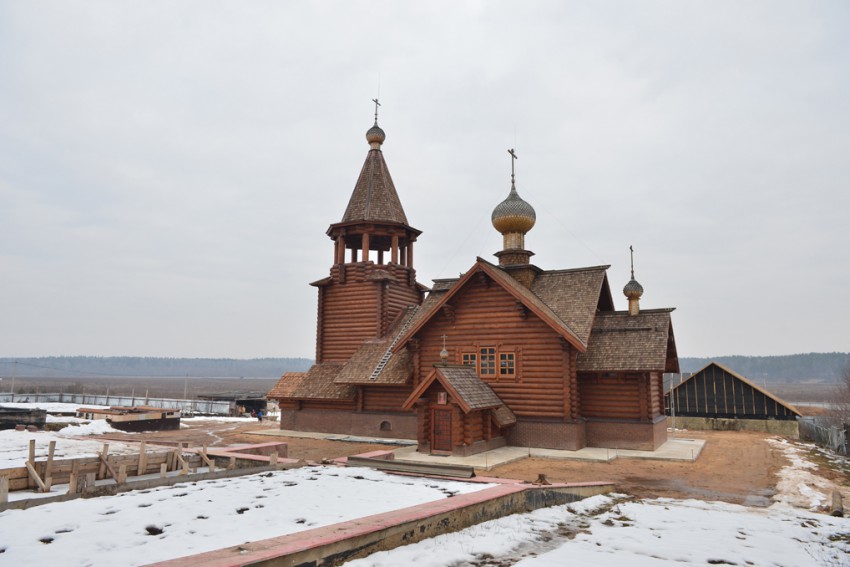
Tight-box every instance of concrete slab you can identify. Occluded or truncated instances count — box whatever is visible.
[251,429,706,469]
[393,438,706,470]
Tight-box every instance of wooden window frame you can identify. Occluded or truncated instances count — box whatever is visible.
[462,345,519,382]
[479,347,497,377]
[499,352,516,377]
[461,351,478,371]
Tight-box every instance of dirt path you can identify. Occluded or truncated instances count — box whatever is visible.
[487,431,786,506]
[97,424,811,507]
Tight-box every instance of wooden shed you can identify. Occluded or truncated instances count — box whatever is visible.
[666,362,800,421]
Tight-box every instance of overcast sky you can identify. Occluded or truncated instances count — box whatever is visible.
[1,1,848,360]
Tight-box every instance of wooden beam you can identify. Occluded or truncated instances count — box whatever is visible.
[45,441,56,490]
[99,453,119,482]
[25,462,48,493]
[138,441,148,476]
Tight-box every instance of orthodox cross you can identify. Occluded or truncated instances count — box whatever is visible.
[508,148,518,184]
[372,98,381,125]
[629,245,635,279]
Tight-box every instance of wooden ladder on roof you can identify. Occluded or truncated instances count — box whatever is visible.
[369,305,420,381]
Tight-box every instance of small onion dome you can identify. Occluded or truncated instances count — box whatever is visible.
[623,277,644,300]
[491,186,536,235]
[366,124,386,147]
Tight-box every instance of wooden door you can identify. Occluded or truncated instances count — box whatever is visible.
[431,408,453,453]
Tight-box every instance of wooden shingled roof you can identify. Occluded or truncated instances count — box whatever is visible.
[267,364,355,401]
[530,266,612,347]
[402,366,515,426]
[576,309,678,373]
[339,146,410,226]
[266,372,306,399]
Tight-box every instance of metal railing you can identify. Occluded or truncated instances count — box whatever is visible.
[0,392,231,415]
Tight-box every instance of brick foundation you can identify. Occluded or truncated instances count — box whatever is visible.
[507,419,587,450]
[280,409,417,440]
[584,416,668,450]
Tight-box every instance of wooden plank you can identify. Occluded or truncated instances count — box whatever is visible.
[25,462,48,492]
[97,444,109,480]
[45,441,56,490]
[0,476,8,504]
[138,441,147,475]
[346,456,474,478]
[68,460,79,494]
[99,453,119,482]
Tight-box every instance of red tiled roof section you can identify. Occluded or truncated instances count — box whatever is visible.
[577,309,675,372]
[531,267,609,346]
[341,149,409,225]
[268,364,355,400]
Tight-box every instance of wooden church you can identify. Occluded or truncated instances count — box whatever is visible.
[268,112,680,453]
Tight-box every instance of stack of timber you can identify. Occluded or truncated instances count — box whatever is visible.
[75,405,181,432]
[0,406,46,430]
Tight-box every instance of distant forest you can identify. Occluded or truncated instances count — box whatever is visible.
[0,356,313,379]
[1,353,848,383]
[679,352,850,383]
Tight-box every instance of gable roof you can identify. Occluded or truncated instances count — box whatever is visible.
[339,148,410,226]
[530,266,611,346]
[402,365,507,413]
[577,309,678,372]
[394,258,588,353]
[671,361,801,417]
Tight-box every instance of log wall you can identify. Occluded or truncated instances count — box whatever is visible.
[578,373,643,420]
[316,263,422,363]
[414,276,576,419]
[362,386,415,413]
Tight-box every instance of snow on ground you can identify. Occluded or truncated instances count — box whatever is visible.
[344,439,850,567]
[344,495,850,567]
[0,466,495,566]
[0,423,137,468]
[768,437,843,510]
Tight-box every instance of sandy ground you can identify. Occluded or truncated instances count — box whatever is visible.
[91,421,846,507]
[95,419,397,463]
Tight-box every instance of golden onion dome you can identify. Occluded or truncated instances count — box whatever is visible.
[492,185,536,235]
[623,277,644,299]
[366,124,386,147]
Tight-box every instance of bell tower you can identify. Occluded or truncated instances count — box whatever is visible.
[313,104,424,363]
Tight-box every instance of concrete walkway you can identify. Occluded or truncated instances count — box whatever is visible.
[253,429,705,470]
[393,437,705,470]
